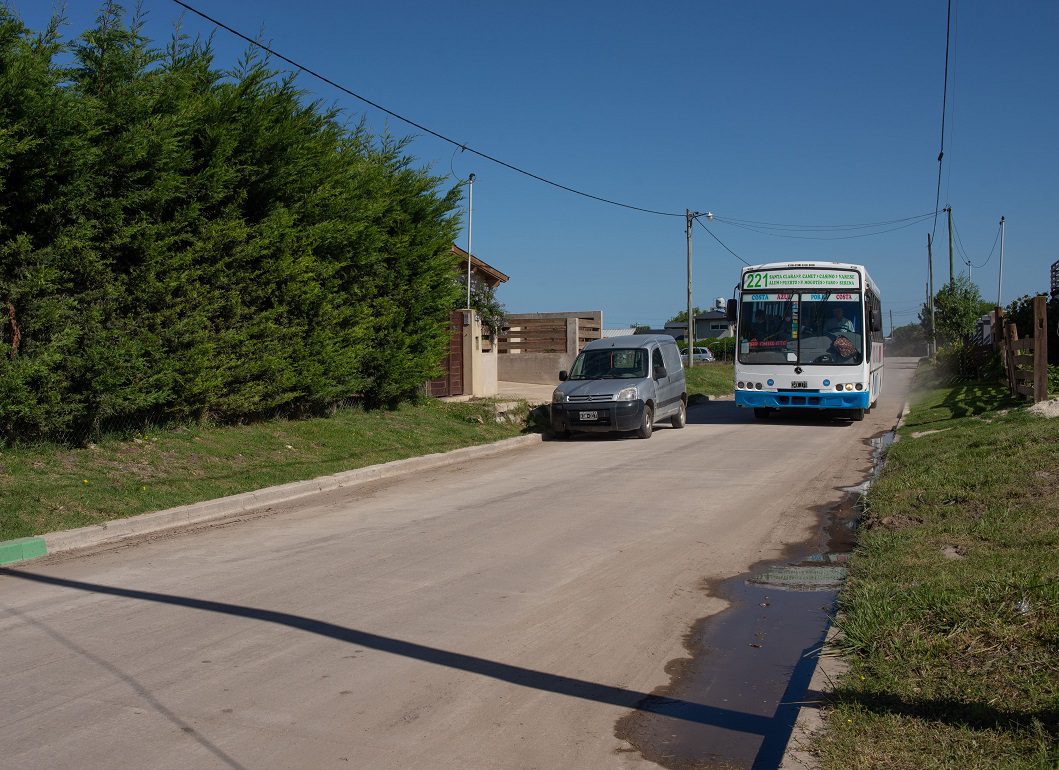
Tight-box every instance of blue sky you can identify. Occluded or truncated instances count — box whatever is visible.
[15,1,1059,329]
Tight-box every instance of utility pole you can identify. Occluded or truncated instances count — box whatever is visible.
[466,173,475,309]
[997,215,1006,307]
[685,209,694,366]
[946,206,954,286]
[889,308,894,337]
[927,233,936,357]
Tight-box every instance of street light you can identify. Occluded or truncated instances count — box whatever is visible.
[466,173,475,309]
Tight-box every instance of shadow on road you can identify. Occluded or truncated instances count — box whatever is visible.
[686,400,855,428]
[2,566,814,764]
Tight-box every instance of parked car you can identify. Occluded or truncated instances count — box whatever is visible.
[681,346,715,363]
[551,335,687,439]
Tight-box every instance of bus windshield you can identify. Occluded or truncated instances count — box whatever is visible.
[739,292,863,365]
[569,348,648,379]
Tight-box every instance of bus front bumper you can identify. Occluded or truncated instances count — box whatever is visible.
[735,390,870,410]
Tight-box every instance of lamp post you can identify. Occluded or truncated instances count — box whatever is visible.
[466,173,475,309]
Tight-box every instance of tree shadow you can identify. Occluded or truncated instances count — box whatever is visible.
[1,566,823,756]
[828,688,1058,738]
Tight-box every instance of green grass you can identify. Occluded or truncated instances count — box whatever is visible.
[0,399,528,541]
[816,378,1059,769]
[685,362,734,398]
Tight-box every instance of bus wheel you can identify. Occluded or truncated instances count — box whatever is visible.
[753,407,771,420]
[849,408,865,421]
[637,405,654,438]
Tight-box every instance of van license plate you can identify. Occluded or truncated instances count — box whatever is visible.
[579,411,598,421]
[791,381,808,389]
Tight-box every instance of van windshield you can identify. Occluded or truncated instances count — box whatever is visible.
[569,348,648,379]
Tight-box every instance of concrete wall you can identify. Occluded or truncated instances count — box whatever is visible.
[497,352,573,385]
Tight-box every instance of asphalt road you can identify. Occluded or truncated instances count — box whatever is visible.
[0,359,917,770]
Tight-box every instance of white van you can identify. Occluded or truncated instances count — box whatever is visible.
[550,335,687,439]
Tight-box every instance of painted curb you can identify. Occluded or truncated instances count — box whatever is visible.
[0,434,543,563]
[0,537,47,565]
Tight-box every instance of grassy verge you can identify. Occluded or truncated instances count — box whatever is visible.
[816,378,1059,769]
[685,363,734,398]
[0,399,528,541]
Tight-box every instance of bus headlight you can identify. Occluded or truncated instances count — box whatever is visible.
[855,383,863,390]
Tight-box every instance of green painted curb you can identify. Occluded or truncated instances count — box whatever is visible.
[0,537,47,566]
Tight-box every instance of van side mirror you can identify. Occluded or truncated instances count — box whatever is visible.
[558,370,569,381]
[726,298,738,324]
[654,364,667,380]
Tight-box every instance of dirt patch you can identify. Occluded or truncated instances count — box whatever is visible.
[867,513,924,531]
[910,428,952,438]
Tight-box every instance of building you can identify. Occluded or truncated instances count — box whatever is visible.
[664,310,734,341]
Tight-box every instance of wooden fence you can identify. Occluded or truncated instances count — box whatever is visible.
[996,295,1049,403]
[496,312,602,354]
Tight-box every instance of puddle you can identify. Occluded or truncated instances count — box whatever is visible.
[615,429,896,769]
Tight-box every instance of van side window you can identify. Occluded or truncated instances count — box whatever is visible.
[653,348,665,377]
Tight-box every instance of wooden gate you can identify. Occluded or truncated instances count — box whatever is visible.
[426,311,465,397]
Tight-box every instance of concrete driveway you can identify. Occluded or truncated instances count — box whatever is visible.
[0,359,917,769]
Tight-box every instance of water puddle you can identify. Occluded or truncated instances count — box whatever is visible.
[614,429,896,769]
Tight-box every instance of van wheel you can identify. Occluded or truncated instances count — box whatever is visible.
[671,400,687,429]
[637,405,654,439]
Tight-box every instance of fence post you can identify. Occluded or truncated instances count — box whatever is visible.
[1005,321,1019,395]
[1033,295,1048,402]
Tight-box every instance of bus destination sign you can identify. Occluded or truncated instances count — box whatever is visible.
[742,269,860,290]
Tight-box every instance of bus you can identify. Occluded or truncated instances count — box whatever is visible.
[728,261,884,421]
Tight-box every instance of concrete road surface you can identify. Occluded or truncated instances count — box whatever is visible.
[0,359,918,769]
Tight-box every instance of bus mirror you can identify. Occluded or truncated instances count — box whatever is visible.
[869,309,882,332]
[726,298,738,323]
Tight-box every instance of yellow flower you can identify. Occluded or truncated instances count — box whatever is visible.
[82,479,89,484]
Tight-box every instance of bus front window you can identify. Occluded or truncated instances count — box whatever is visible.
[797,294,863,365]
[738,294,797,364]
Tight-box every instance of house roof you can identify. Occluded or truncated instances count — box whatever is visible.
[451,244,509,286]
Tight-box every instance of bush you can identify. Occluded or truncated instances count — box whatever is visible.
[0,8,461,443]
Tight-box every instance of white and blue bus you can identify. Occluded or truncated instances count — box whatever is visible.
[729,261,884,421]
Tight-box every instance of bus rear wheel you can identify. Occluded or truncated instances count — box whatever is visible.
[849,408,865,421]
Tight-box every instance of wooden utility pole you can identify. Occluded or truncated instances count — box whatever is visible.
[927,233,936,356]
[946,206,954,286]
[685,209,694,366]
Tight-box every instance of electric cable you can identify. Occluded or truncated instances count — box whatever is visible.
[713,213,936,241]
[944,0,959,207]
[932,0,954,241]
[170,0,683,218]
[710,211,939,232]
[952,214,1000,270]
[695,218,750,266]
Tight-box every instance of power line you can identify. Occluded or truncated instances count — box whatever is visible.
[932,0,954,240]
[709,211,938,232]
[951,214,1000,270]
[713,213,936,241]
[170,0,683,218]
[944,0,960,206]
[695,218,750,266]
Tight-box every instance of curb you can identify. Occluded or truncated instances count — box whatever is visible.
[780,399,912,768]
[2,433,543,565]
